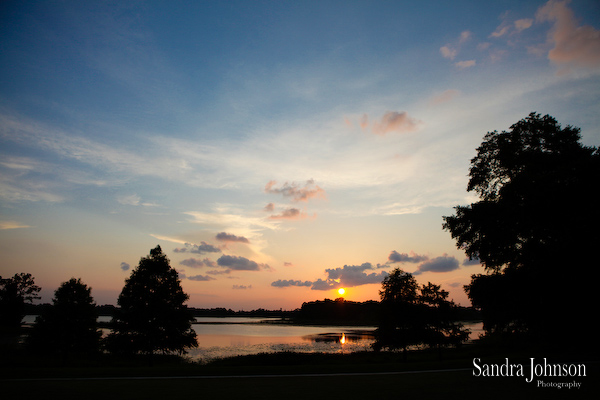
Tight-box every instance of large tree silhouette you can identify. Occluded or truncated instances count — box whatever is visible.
[106,246,197,356]
[27,278,100,356]
[443,113,599,346]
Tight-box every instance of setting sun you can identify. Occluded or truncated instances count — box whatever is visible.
[338,288,346,296]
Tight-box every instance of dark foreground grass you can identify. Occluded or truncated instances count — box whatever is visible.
[2,345,597,400]
[3,367,597,400]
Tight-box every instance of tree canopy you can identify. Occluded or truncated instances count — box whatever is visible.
[0,273,41,334]
[443,112,599,345]
[27,278,100,356]
[374,269,469,355]
[106,246,198,356]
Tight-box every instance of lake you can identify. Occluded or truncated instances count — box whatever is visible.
[22,316,483,363]
[187,317,484,363]
[188,317,379,363]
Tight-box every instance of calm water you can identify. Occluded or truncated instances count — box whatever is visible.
[187,318,484,363]
[189,317,378,363]
[22,316,483,363]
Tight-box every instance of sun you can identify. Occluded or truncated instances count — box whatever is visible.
[337,288,346,296]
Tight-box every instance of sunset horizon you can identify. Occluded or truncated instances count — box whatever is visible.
[2,0,599,311]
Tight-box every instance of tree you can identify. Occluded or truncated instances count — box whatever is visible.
[418,282,469,353]
[105,246,198,356]
[374,269,468,356]
[0,273,41,334]
[374,269,421,354]
[27,278,100,356]
[443,112,599,345]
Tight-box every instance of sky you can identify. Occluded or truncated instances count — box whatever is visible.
[1,0,599,310]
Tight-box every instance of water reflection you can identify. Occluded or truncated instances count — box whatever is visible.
[187,319,379,363]
[302,331,374,343]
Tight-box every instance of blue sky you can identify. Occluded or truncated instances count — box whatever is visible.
[1,0,599,309]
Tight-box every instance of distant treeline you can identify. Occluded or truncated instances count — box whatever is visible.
[25,299,480,325]
[296,299,480,325]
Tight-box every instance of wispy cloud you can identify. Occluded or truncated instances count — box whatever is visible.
[371,111,422,135]
[0,154,65,203]
[265,179,326,202]
[117,194,159,207]
[268,207,311,220]
[429,89,461,106]
[455,60,476,69]
[188,274,216,281]
[440,30,473,63]
[356,111,421,135]
[0,220,31,230]
[149,234,188,245]
[185,210,279,234]
[490,11,533,38]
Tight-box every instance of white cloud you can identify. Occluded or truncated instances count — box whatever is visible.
[440,45,458,60]
[514,18,533,32]
[491,25,510,38]
[440,31,472,61]
[536,0,600,72]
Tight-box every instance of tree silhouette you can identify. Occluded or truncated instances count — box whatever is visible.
[374,269,421,355]
[106,246,197,356]
[0,273,41,335]
[418,282,469,354]
[443,112,599,345]
[374,269,468,357]
[27,278,100,356]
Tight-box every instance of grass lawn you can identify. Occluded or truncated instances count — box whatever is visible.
[2,344,597,400]
[3,368,597,400]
